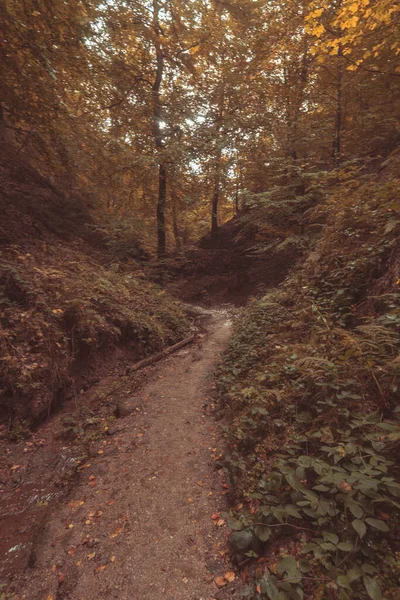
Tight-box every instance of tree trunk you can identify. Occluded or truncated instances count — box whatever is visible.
[171,188,182,251]
[152,0,167,260]
[333,47,343,163]
[157,163,167,258]
[211,177,219,234]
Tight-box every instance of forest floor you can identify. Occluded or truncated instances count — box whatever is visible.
[1,306,242,600]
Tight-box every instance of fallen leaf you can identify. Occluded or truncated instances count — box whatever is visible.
[58,572,65,583]
[215,576,227,588]
[109,527,123,539]
[211,513,220,520]
[242,565,248,583]
[110,555,116,562]
[51,565,57,573]
[197,481,205,487]
[68,524,74,529]
[224,571,235,582]
[340,481,352,493]
[67,548,77,555]
[216,518,225,527]
[256,585,261,593]
[69,500,84,508]
[89,475,95,481]
[87,552,96,560]
[187,497,194,503]
[95,565,107,573]
[98,450,104,455]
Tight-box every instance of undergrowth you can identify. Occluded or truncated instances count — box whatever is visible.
[216,153,400,599]
[0,244,189,431]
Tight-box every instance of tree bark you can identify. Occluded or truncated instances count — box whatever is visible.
[152,0,167,260]
[333,47,343,164]
[211,173,219,234]
[171,187,182,251]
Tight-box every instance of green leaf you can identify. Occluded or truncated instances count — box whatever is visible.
[348,501,364,519]
[230,530,253,551]
[352,519,366,538]
[337,575,351,590]
[365,518,389,532]
[322,531,339,545]
[227,518,243,531]
[362,564,378,575]
[337,541,353,552]
[298,559,311,573]
[255,525,271,542]
[363,576,382,600]
[260,574,279,599]
[276,557,299,579]
[313,484,330,492]
[285,504,302,518]
[347,567,363,583]
[285,472,304,491]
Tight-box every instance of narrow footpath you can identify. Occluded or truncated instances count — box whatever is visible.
[11,307,237,599]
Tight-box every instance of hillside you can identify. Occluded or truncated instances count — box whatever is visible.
[216,150,400,599]
[0,151,189,433]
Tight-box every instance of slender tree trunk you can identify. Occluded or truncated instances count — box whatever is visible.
[211,132,222,234]
[333,47,343,163]
[152,0,167,260]
[211,174,219,234]
[171,188,182,251]
[157,163,167,256]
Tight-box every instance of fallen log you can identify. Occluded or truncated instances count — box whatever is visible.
[127,334,196,373]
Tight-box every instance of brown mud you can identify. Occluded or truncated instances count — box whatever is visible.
[1,306,240,599]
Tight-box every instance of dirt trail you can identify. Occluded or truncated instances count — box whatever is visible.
[9,307,237,600]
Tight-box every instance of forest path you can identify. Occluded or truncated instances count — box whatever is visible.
[15,307,236,600]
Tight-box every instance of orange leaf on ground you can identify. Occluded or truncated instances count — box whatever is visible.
[224,571,235,582]
[216,518,225,527]
[211,513,220,520]
[109,527,123,539]
[215,576,227,588]
[95,565,107,573]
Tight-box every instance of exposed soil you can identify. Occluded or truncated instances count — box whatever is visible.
[1,306,241,599]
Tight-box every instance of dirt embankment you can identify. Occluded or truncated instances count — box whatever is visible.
[0,151,189,432]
